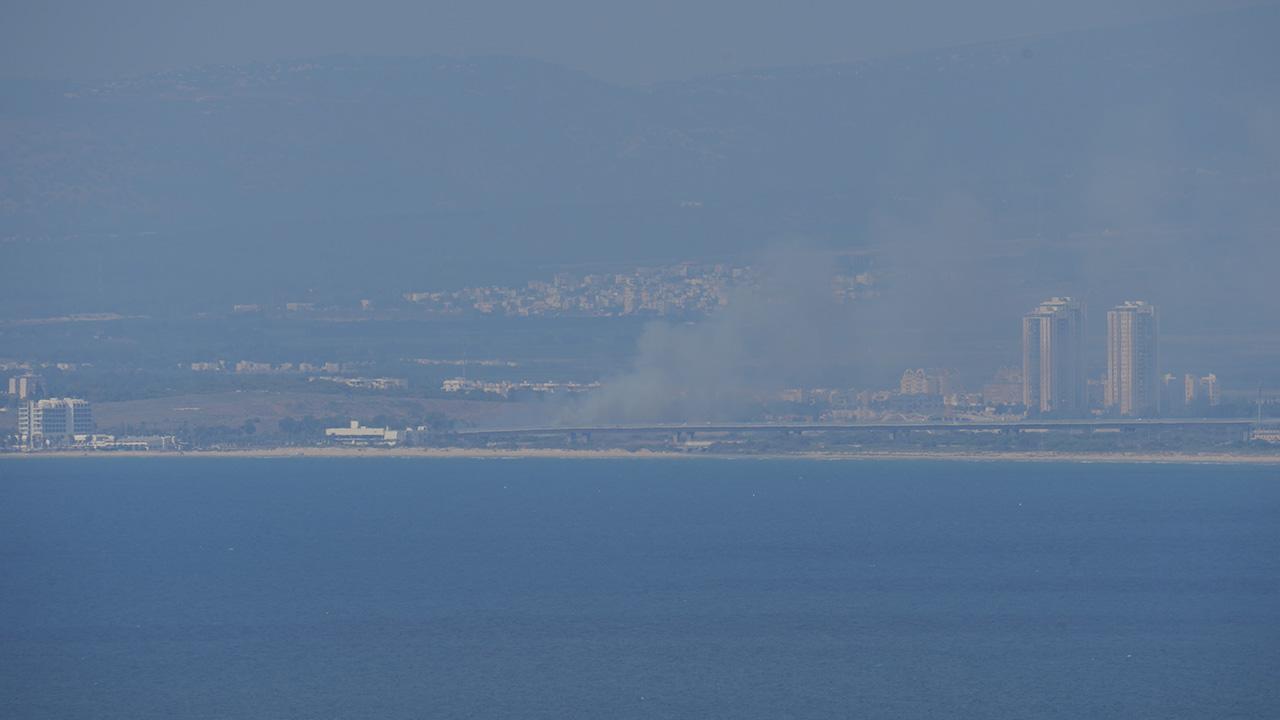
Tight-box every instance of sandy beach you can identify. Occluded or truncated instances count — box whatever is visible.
[3,447,1280,465]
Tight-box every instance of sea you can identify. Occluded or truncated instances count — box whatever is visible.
[1,458,1277,719]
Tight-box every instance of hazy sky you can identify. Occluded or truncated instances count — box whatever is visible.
[2,0,1262,84]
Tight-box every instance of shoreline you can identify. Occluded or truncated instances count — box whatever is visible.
[3,447,1280,465]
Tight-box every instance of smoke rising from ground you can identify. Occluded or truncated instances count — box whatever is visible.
[567,246,859,424]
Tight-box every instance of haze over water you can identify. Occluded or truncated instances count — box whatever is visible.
[3,458,1277,718]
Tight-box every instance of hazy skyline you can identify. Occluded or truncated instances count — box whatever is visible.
[3,0,1265,84]
[4,5,1279,718]
[3,0,1278,421]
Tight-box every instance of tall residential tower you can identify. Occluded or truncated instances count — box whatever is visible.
[1022,297,1086,415]
[1106,301,1159,417]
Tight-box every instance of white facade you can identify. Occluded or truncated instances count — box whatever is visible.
[17,398,94,447]
[325,420,401,444]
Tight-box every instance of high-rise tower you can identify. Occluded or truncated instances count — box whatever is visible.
[16,397,94,448]
[1106,301,1159,417]
[1022,297,1086,415]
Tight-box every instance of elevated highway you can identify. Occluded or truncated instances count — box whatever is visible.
[453,418,1266,440]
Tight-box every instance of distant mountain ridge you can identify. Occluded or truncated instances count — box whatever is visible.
[4,6,1276,233]
[2,4,1277,319]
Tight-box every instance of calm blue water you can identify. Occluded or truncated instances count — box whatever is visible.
[1,458,1278,719]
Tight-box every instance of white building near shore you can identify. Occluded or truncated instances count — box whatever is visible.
[17,398,93,448]
[324,421,402,445]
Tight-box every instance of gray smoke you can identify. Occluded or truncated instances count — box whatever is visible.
[568,246,859,424]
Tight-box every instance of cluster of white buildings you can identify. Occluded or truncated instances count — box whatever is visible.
[308,376,408,390]
[411,357,518,368]
[189,360,364,374]
[229,299,374,314]
[441,377,600,397]
[405,263,756,317]
[189,360,411,389]
[404,263,881,318]
[187,360,379,374]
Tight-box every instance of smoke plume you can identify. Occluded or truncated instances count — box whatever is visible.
[568,246,859,424]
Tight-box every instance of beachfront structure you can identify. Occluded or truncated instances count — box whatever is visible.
[324,420,402,445]
[17,397,93,448]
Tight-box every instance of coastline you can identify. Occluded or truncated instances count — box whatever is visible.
[3,447,1280,464]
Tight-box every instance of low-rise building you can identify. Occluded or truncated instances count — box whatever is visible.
[79,434,179,451]
[900,368,954,396]
[441,377,598,397]
[309,376,408,390]
[900,369,936,395]
[324,420,402,445]
[1249,427,1280,444]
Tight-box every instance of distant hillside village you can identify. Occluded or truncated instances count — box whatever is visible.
[402,263,875,318]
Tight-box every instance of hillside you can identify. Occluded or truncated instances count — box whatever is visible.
[2,5,1277,324]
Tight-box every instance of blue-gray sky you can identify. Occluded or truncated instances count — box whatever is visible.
[1,0,1262,83]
